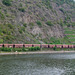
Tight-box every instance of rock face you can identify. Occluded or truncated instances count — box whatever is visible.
[0,0,75,44]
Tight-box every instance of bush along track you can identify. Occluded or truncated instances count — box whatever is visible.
[0,47,40,52]
[0,46,75,52]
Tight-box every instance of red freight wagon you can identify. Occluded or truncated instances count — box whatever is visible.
[8,44,14,48]
[68,45,74,48]
[41,44,48,48]
[0,44,3,48]
[4,44,9,48]
[56,45,63,48]
[24,44,33,47]
[48,45,55,48]
[33,44,40,47]
[14,44,23,48]
[74,45,75,48]
[62,45,69,48]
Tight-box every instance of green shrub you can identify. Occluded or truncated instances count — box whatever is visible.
[21,27,25,32]
[1,47,12,52]
[59,19,64,26]
[4,35,14,40]
[29,47,34,51]
[19,3,22,7]
[34,47,40,51]
[6,14,10,17]
[0,11,5,20]
[71,22,75,27]
[18,8,25,12]
[59,8,65,14]
[2,29,7,34]
[46,21,53,26]
[36,21,42,27]
[53,46,56,51]
[36,4,41,8]
[2,0,12,6]
[0,7,1,9]
[23,23,27,27]
[29,22,34,26]
[0,32,3,36]
[22,47,26,51]
[7,31,11,35]
[13,48,22,52]
[29,47,40,51]
[22,48,29,52]
[41,17,45,21]
[8,23,14,29]
[29,22,34,29]
[19,29,22,34]
[5,35,11,40]
[0,39,3,43]
[42,0,52,9]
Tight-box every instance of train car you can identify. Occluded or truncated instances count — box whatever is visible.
[0,44,3,48]
[48,44,55,48]
[56,44,63,48]
[24,44,33,48]
[4,44,9,48]
[68,45,74,48]
[41,44,48,48]
[74,45,75,48]
[14,44,23,48]
[62,45,69,48]
[8,44,14,48]
[33,44,40,47]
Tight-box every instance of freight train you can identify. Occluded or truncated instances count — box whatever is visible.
[0,44,75,48]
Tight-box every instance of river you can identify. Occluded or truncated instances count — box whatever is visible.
[0,53,75,75]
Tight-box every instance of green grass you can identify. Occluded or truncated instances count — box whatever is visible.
[66,35,75,38]
[64,27,75,44]
[64,31,75,34]
[49,37,71,44]
[69,39,75,42]
[64,27,75,30]
[64,28,75,31]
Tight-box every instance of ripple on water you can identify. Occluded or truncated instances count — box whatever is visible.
[0,53,75,75]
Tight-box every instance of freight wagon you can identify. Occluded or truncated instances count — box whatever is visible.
[0,44,75,48]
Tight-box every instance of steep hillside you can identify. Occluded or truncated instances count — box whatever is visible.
[0,0,75,44]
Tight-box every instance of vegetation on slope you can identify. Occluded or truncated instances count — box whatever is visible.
[0,0,75,44]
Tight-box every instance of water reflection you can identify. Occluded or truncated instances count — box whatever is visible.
[0,53,75,75]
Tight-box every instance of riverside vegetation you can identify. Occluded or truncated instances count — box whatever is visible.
[0,47,75,52]
[0,0,75,44]
[0,47,40,52]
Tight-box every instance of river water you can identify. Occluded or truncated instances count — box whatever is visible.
[0,53,75,75]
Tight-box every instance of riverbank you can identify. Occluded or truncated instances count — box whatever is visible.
[0,50,75,55]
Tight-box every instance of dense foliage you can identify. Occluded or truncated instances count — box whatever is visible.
[0,47,40,52]
[2,0,12,6]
